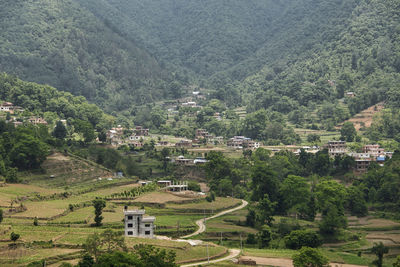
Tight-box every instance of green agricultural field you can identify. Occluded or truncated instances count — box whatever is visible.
[51,207,93,224]
[0,158,239,266]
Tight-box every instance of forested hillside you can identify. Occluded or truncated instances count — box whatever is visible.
[0,0,399,118]
[76,0,289,78]
[70,0,400,113]
[0,0,172,112]
[0,73,112,131]
[242,0,400,118]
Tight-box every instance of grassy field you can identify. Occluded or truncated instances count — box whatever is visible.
[0,153,239,266]
[3,151,400,266]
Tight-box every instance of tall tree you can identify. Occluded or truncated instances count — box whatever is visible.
[93,199,106,227]
[371,242,389,267]
[53,121,67,139]
[340,122,357,142]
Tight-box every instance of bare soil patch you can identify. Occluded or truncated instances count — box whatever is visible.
[133,192,197,204]
[337,102,384,131]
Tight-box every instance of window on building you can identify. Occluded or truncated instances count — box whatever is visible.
[145,224,150,227]
[127,215,133,220]
[145,231,150,235]
[127,231,133,235]
[128,223,133,228]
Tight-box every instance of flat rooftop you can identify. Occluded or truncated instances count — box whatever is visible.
[124,209,145,215]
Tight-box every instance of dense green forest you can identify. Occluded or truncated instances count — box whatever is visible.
[0,0,174,112]
[1,0,399,131]
[75,0,400,111]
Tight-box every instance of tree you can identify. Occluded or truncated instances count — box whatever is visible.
[393,255,400,267]
[292,247,329,267]
[340,122,357,142]
[256,194,276,226]
[251,163,279,202]
[218,178,233,196]
[319,204,347,236]
[0,209,3,224]
[307,134,320,143]
[312,150,331,176]
[92,199,106,226]
[10,232,20,243]
[5,167,19,183]
[9,131,49,170]
[133,244,177,267]
[74,119,95,143]
[77,254,94,267]
[53,120,67,139]
[345,186,368,217]
[204,151,232,193]
[188,181,200,192]
[257,225,272,248]
[371,242,389,267]
[284,230,323,250]
[98,130,107,143]
[280,175,311,215]
[100,229,127,253]
[95,251,140,266]
[84,233,102,260]
[298,194,317,222]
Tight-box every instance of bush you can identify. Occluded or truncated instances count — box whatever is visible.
[284,230,323,250]
[277,218,300,236]
[292,247,329,267]
[188,181,201,192]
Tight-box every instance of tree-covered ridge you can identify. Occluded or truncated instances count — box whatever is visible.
[76,0,289,78]
[0,73,111,129]
[1,0,399,120]
[0,0,171,111]
[243,0,400,117]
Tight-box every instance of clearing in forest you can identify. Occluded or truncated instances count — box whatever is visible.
[337,102,384,131]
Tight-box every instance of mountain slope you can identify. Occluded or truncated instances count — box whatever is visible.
[242,0,400,117]
[75,0,290,78]
[0,0,170,112]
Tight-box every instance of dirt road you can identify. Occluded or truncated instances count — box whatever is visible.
[180,249,241,267]
[181,199,249,239]
[239,256,368,267]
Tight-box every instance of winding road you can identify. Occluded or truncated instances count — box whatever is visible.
[181,199,249,239]
[155,199,248,266]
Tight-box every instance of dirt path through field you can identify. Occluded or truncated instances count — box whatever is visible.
[180,199,248,238]
[239,256,367,267]
[180,248,240,267]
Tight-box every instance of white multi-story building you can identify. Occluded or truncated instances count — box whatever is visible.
[124,209,155,238]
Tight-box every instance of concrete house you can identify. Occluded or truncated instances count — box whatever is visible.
[124,209,155,238]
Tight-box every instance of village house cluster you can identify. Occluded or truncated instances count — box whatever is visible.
[0,102,48,127]
[324,141,392,173]
[0,102,24,113]
[227,136,260,150]
[106,125,149,146]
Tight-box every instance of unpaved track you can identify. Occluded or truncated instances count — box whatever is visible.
[239,256,368,267]
[180,249,240,267]
[181,199,248,239]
